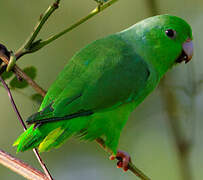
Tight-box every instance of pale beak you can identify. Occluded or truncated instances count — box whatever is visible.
[176,38,194,64]
[182,38,193,63]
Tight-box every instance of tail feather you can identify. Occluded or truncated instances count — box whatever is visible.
[13,122,71,152]
[13,103,58,152]
[13,125,45,152]
[13,111,93,152]
[38,127,64,152]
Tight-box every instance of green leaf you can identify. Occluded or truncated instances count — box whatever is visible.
[1,71,13,80]
[31,93,43,104]
[10,66,37,89]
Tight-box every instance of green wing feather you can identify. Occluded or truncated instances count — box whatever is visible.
[14,35,150,153]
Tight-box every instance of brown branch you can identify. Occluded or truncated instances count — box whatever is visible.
[96,138,151,180]
[0,149,48,180]
[14,66,46,97]
[0,51,46,97]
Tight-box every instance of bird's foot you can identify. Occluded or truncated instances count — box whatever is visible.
[109,150,131,172]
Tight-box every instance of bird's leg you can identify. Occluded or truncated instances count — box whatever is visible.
[109,150,131,171]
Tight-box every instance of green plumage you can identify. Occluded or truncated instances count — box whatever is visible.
[14,15,193,155]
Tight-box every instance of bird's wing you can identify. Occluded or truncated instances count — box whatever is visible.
[27,35,150,124]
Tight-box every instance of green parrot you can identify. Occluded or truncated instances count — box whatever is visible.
[14,14,193,171]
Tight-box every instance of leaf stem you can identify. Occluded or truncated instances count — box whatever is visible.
[15,0,119,58]
[39,0,118,46]
[15,0,61,59]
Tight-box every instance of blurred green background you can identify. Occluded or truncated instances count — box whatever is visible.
[0,0,202,179]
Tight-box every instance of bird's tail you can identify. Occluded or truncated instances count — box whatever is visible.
[13,103,95,153]
[13,109,92,152]
[13,123,66,152]
[13,124,44,152]
[13,104,66,152]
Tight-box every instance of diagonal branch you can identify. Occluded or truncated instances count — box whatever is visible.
[0,149,48,180]
[0,51,46,97]
[96,138,151,180]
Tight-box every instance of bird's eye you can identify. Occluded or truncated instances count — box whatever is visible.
[165,29,176,39]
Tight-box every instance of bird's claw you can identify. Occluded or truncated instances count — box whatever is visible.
[109,150,131,172]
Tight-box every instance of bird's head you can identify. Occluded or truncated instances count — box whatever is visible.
[158,15,193,64]
[128,14,194,77]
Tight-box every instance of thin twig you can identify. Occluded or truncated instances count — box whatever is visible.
[0,51,46,97]
[96,138,151,180]
[14,66,46,97]
[32,149,53,180]
[0,149,48,180]
[15,0,61,59]
[15,0,119,58]
[0,77,53,180]
[38,0,119,48]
